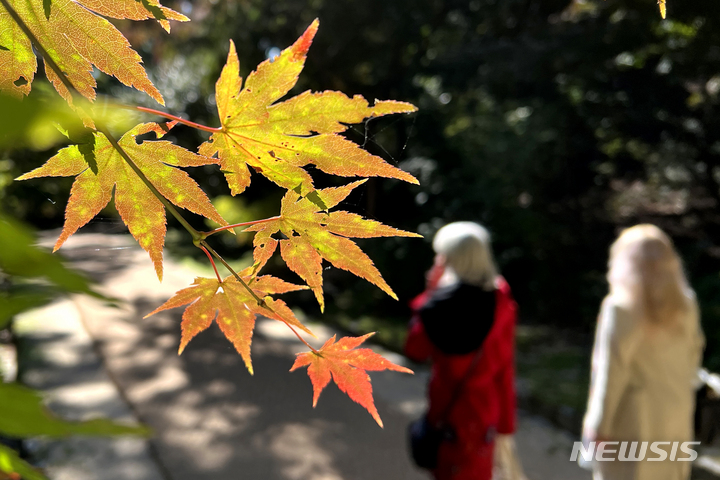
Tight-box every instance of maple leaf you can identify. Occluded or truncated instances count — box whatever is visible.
[0,0,173,103]
[243,180,422,311]
[199,19,418,196]
[145,269,312,374]
[74,0,188,33]
[291,333,413,427]
[17,122,226,280]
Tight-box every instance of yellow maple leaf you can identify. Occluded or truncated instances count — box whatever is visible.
[244,180,422,310]
[0,0,185,102]
[17,122,227,280]
[145,269,312,375]
[199,19,419,196]
[75,0,188,33]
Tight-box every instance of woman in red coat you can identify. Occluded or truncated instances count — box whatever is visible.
[405,221,518,480]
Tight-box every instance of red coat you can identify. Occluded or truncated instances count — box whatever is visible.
[404,278,517,480]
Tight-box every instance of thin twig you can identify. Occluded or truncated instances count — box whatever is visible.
[202,216,280,238]
[133,106,221,133]
[96,125,201,240]
[281,320,320,355]
[199,245,222,283]
[199,241,266,306]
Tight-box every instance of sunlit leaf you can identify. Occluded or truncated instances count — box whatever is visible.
[74,0,188,33]
[145,267,311,374]
[244,181,421,310]
[291,333,413,427]
[200,19,418,195]
[0,443,46,480]
[16,122,227,280]
[0,0,182,103]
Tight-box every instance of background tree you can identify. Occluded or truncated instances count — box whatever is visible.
[4,0,720,362]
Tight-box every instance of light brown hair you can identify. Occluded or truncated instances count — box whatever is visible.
[608,224,691,328]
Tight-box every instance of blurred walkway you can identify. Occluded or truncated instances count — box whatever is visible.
[16,233,594,480]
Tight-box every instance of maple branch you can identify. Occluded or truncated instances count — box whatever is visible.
[97,125,202,240]
[132,106,221,133]
[199,241,266,306]
[199,245,222,283]
[199,241,318,354]
[201,216,281,238]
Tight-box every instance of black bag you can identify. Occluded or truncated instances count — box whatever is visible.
[407,346,484,470]
[695,383,720,444]
[695,369,720,445]
[408,416,455,469]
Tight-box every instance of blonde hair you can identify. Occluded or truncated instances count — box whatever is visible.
[432,221,499,291]
[608,224,691,327]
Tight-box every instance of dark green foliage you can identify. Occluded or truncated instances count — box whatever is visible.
[0,214,144,479]
[0,382,149,438]
[7,0,720,361]
[0,212,109,328]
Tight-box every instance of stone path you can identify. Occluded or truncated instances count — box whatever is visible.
[14,232,608,479]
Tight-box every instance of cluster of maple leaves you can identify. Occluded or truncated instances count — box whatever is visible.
[1,0,416,426]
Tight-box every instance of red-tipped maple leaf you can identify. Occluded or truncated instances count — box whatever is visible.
[199,19,418,196]
[145,268,312,374]
[243,181,421,310]
[17,122,226,280]
[291,333,413,427]
[0,0,183,102]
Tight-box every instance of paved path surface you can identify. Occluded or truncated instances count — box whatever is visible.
[15,233,600,480]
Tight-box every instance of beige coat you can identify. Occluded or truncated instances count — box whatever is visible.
[582,294,704,480]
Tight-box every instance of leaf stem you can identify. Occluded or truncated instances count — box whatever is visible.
[201,216,280,238]
[199,241,266,306]
[199,241,318,354]
[282,321,320,355]
[199,245,222,283]
[133,106,221,133]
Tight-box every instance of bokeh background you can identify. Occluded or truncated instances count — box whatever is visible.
[5,0,720,419]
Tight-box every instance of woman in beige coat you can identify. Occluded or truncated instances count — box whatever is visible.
[582,225,705,480]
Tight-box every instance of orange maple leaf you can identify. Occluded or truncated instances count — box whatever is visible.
[199,19,418,195]
[0,0,181,102]
[145,268,312,374]
[291,333,413,427]
[16,122,226,280]
[243,180,421,310]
